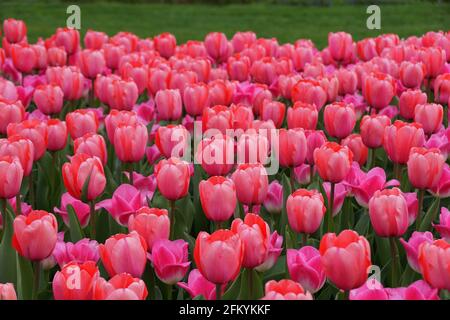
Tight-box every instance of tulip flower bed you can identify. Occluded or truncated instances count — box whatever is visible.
[0,18,450,301]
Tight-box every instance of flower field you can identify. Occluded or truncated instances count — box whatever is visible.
[0,15,449,301]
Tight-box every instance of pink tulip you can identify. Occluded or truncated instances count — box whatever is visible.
[324,102,356,140]
[434,73,450,104]
[418,47,446,78]
[93,273,148,300]
[419,239,450,290]
[287,189,326,233]
[154,33,176,59]
[0,101,25,135]
[291,79,327,111]
[0,136,33,177]
[195,134,234,176]
[430,164,450,198]
[183,83,210,116]
[414,103,443,135]
[305,130,327,165]
[262,280,313,300]
[336,68,357,95]
[287,101,318,130]
[77,49,106,79]
[359,114,391,149]
[0,156,23,199]
[328,32,353,63]
[74,133,107,166]
[231,163,268,206]
[255,231,283,272]
[97,184,144,227]
[11,43,36,73]
[46,66,85,101]
[177,269,217,300]
[0,283,17,300]
[236,132,268,164]
[433,208,450,242]
[155,89,182,121]
[104,110,138,144]
[155,157,191,201]
[287,246,326,293]
[383,120,425,164]
[362,72,396,110]
[202,105,233,134]
[128,207,170,251]
[263,180,283,214]
[260,101,286,128]
[227,54,251,82]
[399,61,425,89]
[100,231,147,278]
[208,80,234,107]
[66,109,99,140]
[314,142,353,183]
[204,32,233,63]
[155,124,189,159]
[231,213,270,268]
[199,176,236,222]
[52,261,99,300]
[46,119,68,151]
[323,182,347,217]
[7,119,48,161]
[13,210,58,261]
[33,84,64,115]
[52,238,99,268]
[425,128,450,160]
[114,122,148,163]
[278,128,307,168]
[149,239,190,285]
[407,147,445,189]
[54,192,91,228]
[400,231,434,273]
[3,18,27,43]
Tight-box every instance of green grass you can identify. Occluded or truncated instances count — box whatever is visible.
[0,1,448,48]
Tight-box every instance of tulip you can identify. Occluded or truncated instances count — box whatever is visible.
[11,43,36,73]
[202,105,233,134]
[208,80,234,107]
[46,119,68,151]
[0,156,23,199]
[199,176,236,223]
[255,231,283,273]
[205,32,233,63]
[195,134,234,176]
[53,261,99,300]
[314,142,353,183]
[305,130,327,165]
[383,120,425,165]
[0,101,25,135]
[62,153,106,201]
[260,101,286,128]
[369,188,409,237]
[183,83,210,116]
[84,30,108,50]
[154,33,176,59]
[291,79,327,111]
[96,184,143,227]
[433,208,450,242]
[12,210,57,261]
[407,147,444,190]
[52,238,99,268]
[104,110,138,144]
[263,181,283,214]
[419,239,450,290]
[399,61,425,89]
[100,231,147,278]
[155,157,190,201]
[194,229,244,285]
[287,102,318,130]
[53,192,91,228]
[3,19,27,43]
[128,207,170,251]
[231,213,270,268]
[250,57,278,86]
[336,68,358,95]
[0,136,33,177]
[177,269,217,300]
[362,72,396,110]
[414,103,443,135]
[227,54,251,82]
[33,84,64,115]
[418,47,446,78]
[77,49,106,79]
[324,102,356,140]
[0,283,17,300]
[386,280,440,300]
[55,27,80,55]
[287,246,326,293]
[328,32,353,64]
[399,231,434,273]
[319,230,371,291]
[430,163,450,198]
[7,119,48,160]
[92,273,147,300]
[287,189,326,235]
[262,280,313,300]
[349,280,388,300]
[149,239,190,285]
[155,124,189,159]
[74,133,107,166]
[341,134,368,166]
[434,73,450,104]
[47,47,67,67]
[155,89,182,121]
[231,163,268,208]
[231,31,256,53]
[114,123,148,163]
[323,182,347,217]
[46,66,85,101]
[425,128,449,159]
[231,103,254,131]
[66,109,99,140]
[278,128,307,168]
[360,114,391,149]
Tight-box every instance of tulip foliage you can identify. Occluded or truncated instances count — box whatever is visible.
[0,18,449,301]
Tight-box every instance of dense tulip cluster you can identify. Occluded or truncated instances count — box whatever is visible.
[0,18,449,301]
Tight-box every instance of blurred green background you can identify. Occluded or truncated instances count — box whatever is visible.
[0,0,448,48]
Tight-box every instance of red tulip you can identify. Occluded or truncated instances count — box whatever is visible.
[11,43,36,73]
[383,120,425,164]
[194,229,243,284]
[319,230,371,291]
[13,210,58,261]
[314,142,353,183]
[62,153,106,201]
[100,231,147,278]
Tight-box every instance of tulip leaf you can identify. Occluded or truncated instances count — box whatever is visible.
[67,204,85,242]
[419,196,440,232]
[80,170,93,204]
[0,203,17,284]
[16,253,33,300]
[193,295,205,300]
[354,212,370,235]
[316,283,339,300]
[238,269,264,300]
[104,165,118,197]
[222,273,242,300]
[263,255,286,282]
[280,173,292,236]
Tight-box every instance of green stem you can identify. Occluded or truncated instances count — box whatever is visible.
[29,172,35,209]
[15,194,21,216]
[129,163,134,186]
[89,201,96,240]
[169,200,176,240]
[166,284,173,300]
[393,162,402,184]
[216,283,222,300]
[328,182,335,232]
[302,233,308,247]
[248,268,254,300]
[32,261,41,300]
[416,189,425,230]
[0,199,6,229]
[368,148,376,169]
[389,237,399,287]
[215,221,223,231]
[289,166,295,192]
